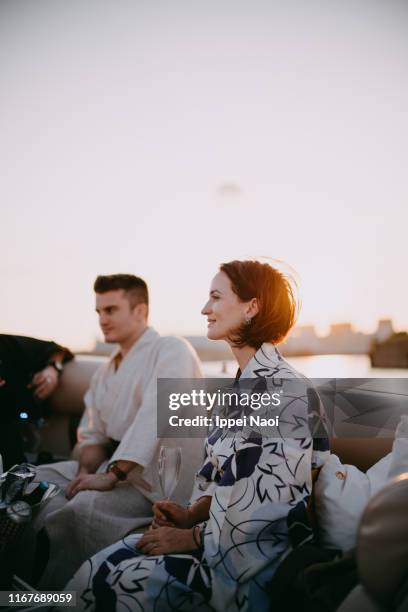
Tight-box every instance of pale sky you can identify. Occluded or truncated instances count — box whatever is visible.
[1,0,407,350]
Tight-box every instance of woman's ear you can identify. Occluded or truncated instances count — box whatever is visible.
[246,298,259,319]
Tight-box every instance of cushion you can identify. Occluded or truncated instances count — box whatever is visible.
[314,416,408,552]
[314,454,374,552]
[357,474,408,607]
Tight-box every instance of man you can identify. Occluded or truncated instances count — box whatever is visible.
[26,274,203,589]
[0,335,73,469]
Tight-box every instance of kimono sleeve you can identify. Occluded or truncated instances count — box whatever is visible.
[203,433,313,588]
[113,337,202,467]
[77,368,110,448]
[189,441,219,504]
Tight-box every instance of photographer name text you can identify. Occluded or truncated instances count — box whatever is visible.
[168,414,280,428]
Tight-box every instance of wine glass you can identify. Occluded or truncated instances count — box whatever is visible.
[158,446,181,500]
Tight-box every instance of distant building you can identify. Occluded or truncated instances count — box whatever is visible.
[329,323,353,336]
[370,332,408,368]
[284,322,376,355]
[376,319,394,343]
[282,325,319,355]
[320,323,372,354]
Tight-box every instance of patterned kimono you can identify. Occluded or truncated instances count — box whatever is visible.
[65,343,329,612]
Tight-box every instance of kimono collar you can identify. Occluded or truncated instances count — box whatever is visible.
[109,326,159,366]
[239,342,283,378]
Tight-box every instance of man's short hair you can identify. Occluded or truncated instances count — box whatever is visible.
[94,274,149,310]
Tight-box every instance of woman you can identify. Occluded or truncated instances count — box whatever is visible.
[65,260,329,611]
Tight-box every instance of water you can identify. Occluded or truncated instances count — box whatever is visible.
[203,354,408,378]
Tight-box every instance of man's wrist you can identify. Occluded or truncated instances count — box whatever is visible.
[105,471,119,485]
[106,460,127,481]
[47,360,64,376]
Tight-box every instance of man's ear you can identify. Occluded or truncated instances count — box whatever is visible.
[134,302,148,320]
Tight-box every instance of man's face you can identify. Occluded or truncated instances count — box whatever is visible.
[95,290,145,344]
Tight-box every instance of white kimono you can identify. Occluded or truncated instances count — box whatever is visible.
[22,328,204,590]
[78,327,203,484]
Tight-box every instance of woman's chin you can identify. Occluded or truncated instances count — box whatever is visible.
[207,328,224,341]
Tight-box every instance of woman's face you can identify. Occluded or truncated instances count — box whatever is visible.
[201,271,251,342]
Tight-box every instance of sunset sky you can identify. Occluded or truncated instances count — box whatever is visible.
[1,0,407,350]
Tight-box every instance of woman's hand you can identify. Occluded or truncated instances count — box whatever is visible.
[136,527,198,555]
[152,501,193,529]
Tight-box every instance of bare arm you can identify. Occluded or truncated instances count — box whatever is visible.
[67,455,151,499]
[78,444,109,475]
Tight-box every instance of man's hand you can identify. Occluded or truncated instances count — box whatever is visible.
[136,527,198,556]
[152,501,193,529]
[29,366,59,400]
[66,472,117,499]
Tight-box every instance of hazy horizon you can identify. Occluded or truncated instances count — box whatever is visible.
[42,316,403,354]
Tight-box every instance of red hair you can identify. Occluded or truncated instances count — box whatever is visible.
[220,260,298,349]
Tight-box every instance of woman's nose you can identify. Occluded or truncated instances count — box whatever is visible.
[201,301,211,315]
